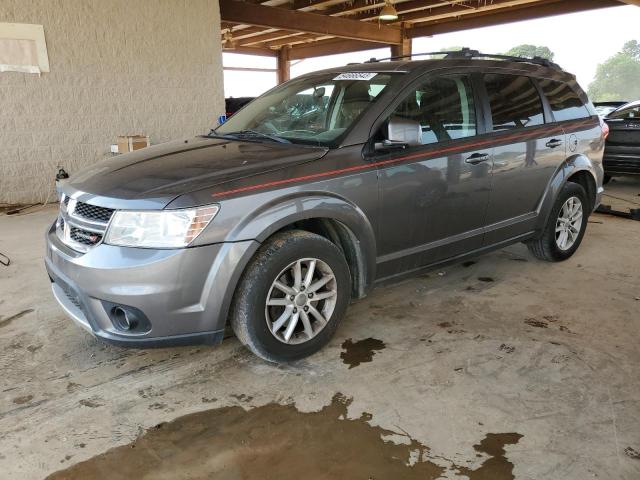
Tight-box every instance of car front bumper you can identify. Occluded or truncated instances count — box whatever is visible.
[45,223,258,347]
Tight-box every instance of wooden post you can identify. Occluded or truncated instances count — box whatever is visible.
[390,25,412,59]
[277,46,290,84]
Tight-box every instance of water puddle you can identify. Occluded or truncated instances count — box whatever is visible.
[340,337,386,368]
[47,394,523,480]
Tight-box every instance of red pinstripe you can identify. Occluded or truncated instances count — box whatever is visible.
[211,119,598,199]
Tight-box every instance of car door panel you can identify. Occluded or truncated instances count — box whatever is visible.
[373,73,493,280]
[484,128,565,244]
[480,73,565,245]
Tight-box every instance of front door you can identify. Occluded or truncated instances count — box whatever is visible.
[373,74,493,280]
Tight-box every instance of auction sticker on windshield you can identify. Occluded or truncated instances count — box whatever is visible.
[333,72,378,81]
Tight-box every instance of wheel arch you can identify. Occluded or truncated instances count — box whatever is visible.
[536,154,599,233]
[225,191,377,300]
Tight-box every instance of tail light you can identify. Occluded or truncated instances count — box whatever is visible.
[600,118,610,140]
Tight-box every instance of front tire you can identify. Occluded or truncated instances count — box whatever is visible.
[527,182,589,262]
[230,230,351,363]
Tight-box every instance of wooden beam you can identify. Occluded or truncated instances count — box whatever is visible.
[237,30,307,46]
[224,45,278,56]
[408,0,620,37]
[326,0,452,19]
[617,0,640,5]
[220,0,403,44]
[390,27,412,58]
[398,0,548,24]
[277,46,291,83]
[263,34,329,48]
[289,38,383,59]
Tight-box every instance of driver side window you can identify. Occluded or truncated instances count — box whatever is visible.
[387,75,477,146]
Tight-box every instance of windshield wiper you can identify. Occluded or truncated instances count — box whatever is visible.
[217,129,291,144]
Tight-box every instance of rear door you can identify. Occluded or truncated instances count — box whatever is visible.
[372,73,493,279]
[480,73,566,245]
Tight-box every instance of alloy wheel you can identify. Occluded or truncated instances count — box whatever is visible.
[265,258,337,344]
[555,196,583,251]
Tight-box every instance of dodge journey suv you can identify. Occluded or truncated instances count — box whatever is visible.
[46,50,605,362]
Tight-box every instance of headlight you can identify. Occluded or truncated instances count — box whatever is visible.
[104,205,219,248]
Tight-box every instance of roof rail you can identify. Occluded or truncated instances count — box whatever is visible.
[363,47,562,70]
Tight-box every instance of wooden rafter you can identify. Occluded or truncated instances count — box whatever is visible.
[408,0,620,36]
[220,0,623,60]
[219,0,403,44]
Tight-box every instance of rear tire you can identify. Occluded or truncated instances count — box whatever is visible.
[603,174,612,185]
[230,230,351,363]
[526,182,589,262]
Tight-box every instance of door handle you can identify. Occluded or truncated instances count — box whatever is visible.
[545,138,563,149]
[465,153,490,165]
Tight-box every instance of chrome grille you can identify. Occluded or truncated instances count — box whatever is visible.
[56,195,113,253]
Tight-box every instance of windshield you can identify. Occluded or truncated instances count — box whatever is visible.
[215,72,397,147]
[608,103,640,120]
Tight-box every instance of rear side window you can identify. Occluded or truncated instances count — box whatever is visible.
[539,79,591,122]
[484,74,545,131]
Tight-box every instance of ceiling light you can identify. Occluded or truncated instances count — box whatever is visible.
[379,1,398,21]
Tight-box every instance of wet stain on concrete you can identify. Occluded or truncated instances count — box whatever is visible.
[624,447,640,460]
[456,433,523,480]
[340,337,386,369]
[45,394,523,480]
[230,393,253,403]
[525,318,548,328]
[26,344,43,353]
[463,261,477,268]
[79,399,103,409]
[499,344,515,354]
[45,393,446,480]
[12,394,33,405]
[0,309,34,329]
[478,277,495,283]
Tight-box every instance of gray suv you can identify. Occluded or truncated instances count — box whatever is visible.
[46,51,606,362]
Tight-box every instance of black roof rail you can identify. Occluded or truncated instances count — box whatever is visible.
[363,47,562,70]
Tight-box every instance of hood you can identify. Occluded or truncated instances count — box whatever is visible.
[62,137,328,209]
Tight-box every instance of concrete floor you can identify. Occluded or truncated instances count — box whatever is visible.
[1,183,639,479]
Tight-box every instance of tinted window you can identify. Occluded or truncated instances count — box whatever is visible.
[388,75,476,145]
[608,103,640,120]
[484,74,545,131]
[539,79,590,122]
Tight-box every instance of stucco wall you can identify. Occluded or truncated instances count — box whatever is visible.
[0,0,224,204]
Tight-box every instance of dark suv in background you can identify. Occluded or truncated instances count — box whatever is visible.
[602,100,640,182]
[47,50,605,362]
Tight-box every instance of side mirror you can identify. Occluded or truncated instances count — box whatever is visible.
[375,117,422,152]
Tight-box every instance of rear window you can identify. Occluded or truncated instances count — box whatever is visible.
[539,79,590,122]
[484,74,545,131]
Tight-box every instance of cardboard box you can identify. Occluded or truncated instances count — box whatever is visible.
[117,135,150,153]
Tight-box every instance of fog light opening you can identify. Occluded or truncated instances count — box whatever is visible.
[112,306,137,331]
